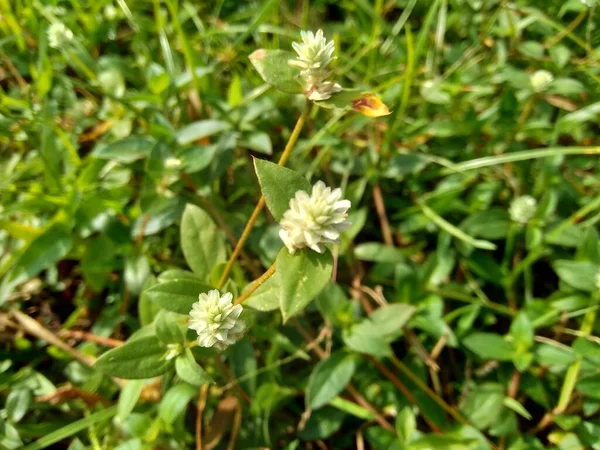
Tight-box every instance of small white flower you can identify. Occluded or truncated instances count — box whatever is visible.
[530,70,553,93]
[509,195,537,225]
[47,22,73,49]
[164,157,182,169]
[164,343,182,360]
[104,4,118,20]
[279,181,351,254]
[188,290,245,350]
[289,30,342,101]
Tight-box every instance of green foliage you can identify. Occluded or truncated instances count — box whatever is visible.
[2,0,600,449]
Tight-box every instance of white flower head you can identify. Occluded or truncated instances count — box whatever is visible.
[509,195,537,225]
[289,30,342,101]
[530,70,553,93]
[47,22,73,49]
[164,157,182,169]
[104,4,119,20]
[279,181,351,254]
[188,290,245,350]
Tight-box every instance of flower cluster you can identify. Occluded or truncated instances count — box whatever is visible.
[47,22,73,49]
[509,195,537,225]
[530,70,553,93]
[289,30,341,101]
[279,181,351,253]
[188,290,245,350]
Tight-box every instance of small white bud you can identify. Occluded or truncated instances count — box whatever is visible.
[164,343,182,360]
[530,70,553,93]
[47,22,73,49]
[188,290,245,350]
[279,181,351,254]
[509,195,537,225]
[164,157,182,169]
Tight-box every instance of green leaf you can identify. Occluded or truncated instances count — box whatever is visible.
[226,339,258,395]
[244,274,280,311]
[158,384,197,425]
[144,279,210,315]
[410,435,479,450]
[124,254,150,296]
[155,311,185,345]
[92,136,155,163]
[553,260,598,292]
[354,243,406,263]
[460,382,504,430]
[463,332,515,361]
[175,348,213,386]
[254,159,311,221]
[277,248,333,322]
[503,397,532,420]
[2,224,72,300]
[248,49,303,94]
[175,120,231,146]
[94,336,174,379]
[240,131,272,155]
[117,380,145,425]
[180,204,227,282]
[297,407,346,441]
[6,389,30,423]
[306,351,357,410]
[343,304,415,357]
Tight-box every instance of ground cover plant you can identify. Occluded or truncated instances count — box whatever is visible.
[1,0,600,449]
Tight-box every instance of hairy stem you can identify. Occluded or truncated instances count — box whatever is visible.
[217,101,311,288]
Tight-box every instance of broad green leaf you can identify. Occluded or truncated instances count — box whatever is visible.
[244,274,280,311]
[297,407,346,441]
[158,384,197,425]
[94,336,174,379]
[460,382,504,430]
[314,282,353,327]
[157,269,200,282]
[124,254,150,296]
[248,49,303,94]
[92,136,155,163]
[180,204,227,282]
[277,248,333,322]
[463,332,515,361]
[240,131,272,155]
[144,279,210,314]
[343,304,415,357]
[175,348,213,386]
[175,120,231,146]
[155,311,185,345]
[138,276,160,326]
[306,351,357,410]
[254,159,311,221]
[553,260,598,292]
[315,90,391,118]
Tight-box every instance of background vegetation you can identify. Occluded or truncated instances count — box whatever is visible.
[1,0,600,449]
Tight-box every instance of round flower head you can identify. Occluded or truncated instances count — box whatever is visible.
[47,22,73,49]
[509,195,537,225]
[289,30,342,101]
[530,70,553,93]
[188,290,245,350]
[279,181,351,254]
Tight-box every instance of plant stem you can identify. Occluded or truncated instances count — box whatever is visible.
[389,354,469,426]
[234,262,276,305]
[217,101,311,288]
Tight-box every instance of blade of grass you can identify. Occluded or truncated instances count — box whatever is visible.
[418,202,497,250]
[21,406,118,450]
[443,146,600,174]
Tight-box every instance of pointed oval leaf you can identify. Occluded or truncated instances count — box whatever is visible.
[94,336,174,379]
[306,351,357,410]
[254,159,311,221]
[244,274,280,311]
[249,49,303,94]
[277,248,333,322]
[181,204,227,282]
[144,279,210,314]
[175,348,213,386]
